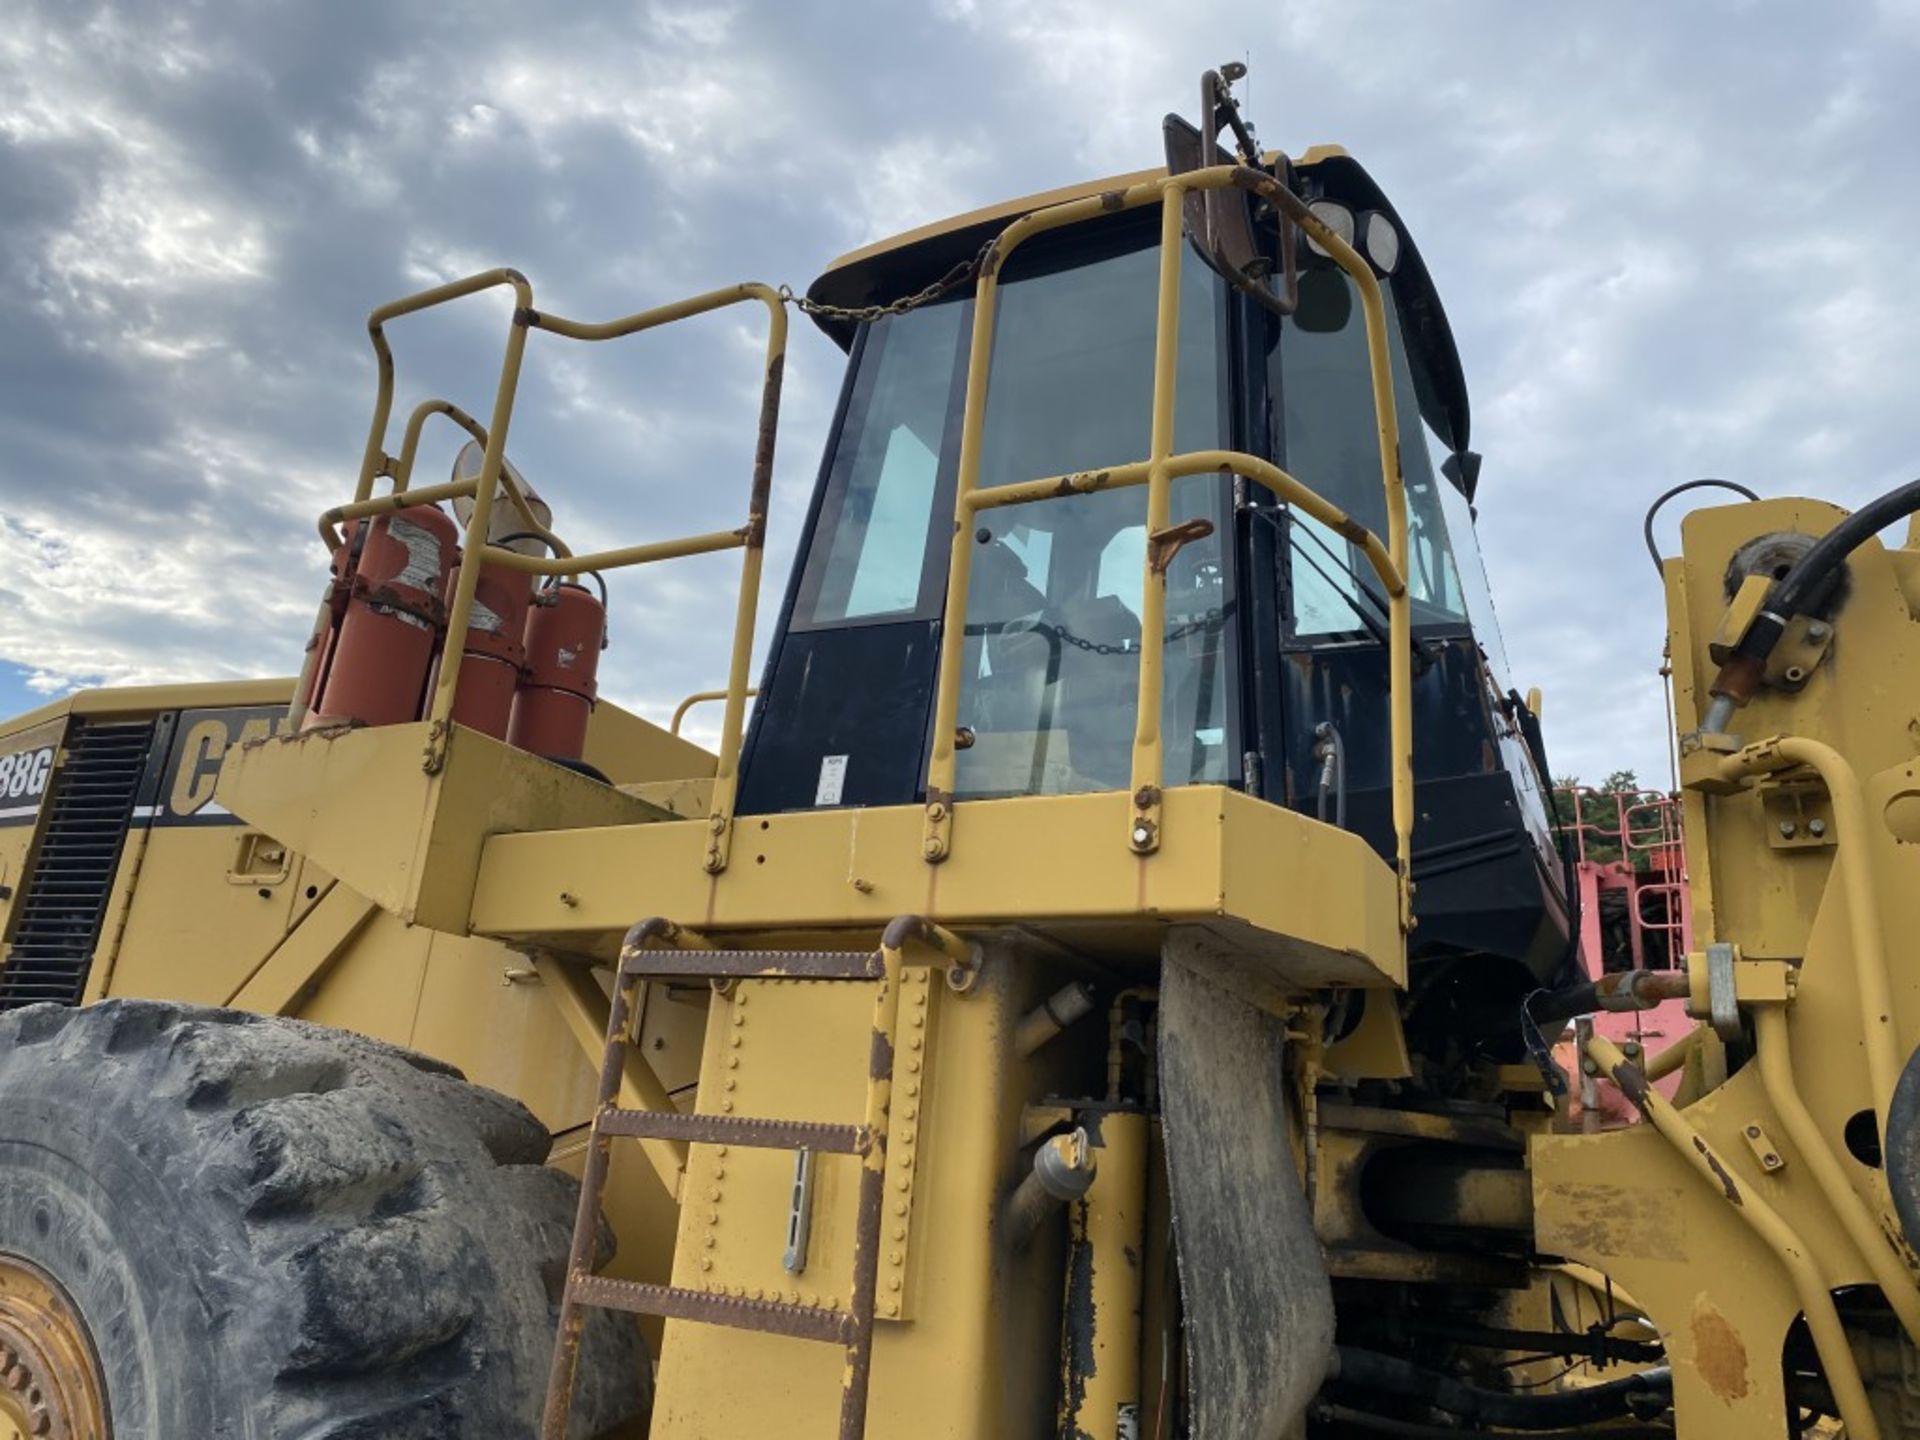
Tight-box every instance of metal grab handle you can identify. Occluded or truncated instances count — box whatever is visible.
[671,687,758,737]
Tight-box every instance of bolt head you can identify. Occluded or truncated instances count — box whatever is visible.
[1808,818,1827,837]
[1779,820,1798,837]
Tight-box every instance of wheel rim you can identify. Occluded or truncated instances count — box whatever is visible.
[0,1254,108,1440]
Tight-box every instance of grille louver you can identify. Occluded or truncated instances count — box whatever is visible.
[0,719,157,1009]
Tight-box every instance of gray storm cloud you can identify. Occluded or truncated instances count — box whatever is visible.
[2,0,1918,788]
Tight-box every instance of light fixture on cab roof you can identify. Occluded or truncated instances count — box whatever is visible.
[1304,200,1355,258]
[1360,211,1402,276]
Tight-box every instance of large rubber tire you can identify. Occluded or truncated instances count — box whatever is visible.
[0,998,649,1439]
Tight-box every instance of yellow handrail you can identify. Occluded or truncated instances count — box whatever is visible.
[671,688,758,737]
[920,164,1415,928]
[312,271,788,877]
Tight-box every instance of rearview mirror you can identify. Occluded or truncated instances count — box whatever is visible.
[1162,68,1298,318]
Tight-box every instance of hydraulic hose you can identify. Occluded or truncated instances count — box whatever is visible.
[1705,475,1920,727]
[1327,1348,1672,1430]
[1527,969,1691,1029]
[1766,475,1920,621]
[1642,477,1760,574]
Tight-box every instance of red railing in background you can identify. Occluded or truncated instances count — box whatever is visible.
[1552,787,1695,1127]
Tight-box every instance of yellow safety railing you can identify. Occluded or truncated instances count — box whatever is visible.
[920,164,1415,928]
[671,687,758,737]
[296,267,787,876]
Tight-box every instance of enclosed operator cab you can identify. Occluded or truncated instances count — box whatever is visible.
[737,143,1570,1039]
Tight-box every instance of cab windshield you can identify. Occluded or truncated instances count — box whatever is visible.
[793,219,1232,799]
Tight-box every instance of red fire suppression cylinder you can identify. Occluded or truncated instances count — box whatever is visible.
[304,505,459,730]
[296,519,362,716]
[443,560,532,740]
[508,580,605,760]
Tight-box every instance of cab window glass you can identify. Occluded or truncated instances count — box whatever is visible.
[954,233,1230,798]
[796,302,965,626]
[1277,270,1466,637]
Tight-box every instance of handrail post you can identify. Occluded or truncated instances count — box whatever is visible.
[353,328,396,503]
[393,399,485,492]
[1340,233,1414,930]
[922,235,1010,864]
[1126,184,1189,854]
[426,276,535,768]
[703,290,788,874]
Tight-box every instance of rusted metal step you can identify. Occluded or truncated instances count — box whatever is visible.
[619,946,883,981]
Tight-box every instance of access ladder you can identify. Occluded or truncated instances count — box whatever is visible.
[540,919,925,1440]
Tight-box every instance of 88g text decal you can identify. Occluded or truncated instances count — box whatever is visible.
[0,745,54,814]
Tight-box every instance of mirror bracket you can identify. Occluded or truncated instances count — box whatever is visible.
[1163,66,1300,318]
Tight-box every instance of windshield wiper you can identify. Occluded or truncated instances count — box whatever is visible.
[1253,506,1392,646]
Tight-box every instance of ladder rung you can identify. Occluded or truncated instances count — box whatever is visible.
[620,947,881,982]
[597,1106,867,1154]
[566,1273,854,1345]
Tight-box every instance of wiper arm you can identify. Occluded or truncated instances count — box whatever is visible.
[1253,506,1392,646]
[1290,512,1394,624]
[1288,537,1392,646]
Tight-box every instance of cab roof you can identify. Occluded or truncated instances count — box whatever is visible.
[804,145,1471,454]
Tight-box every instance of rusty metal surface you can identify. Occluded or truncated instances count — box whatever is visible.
[541,967,643,1439]
[620,947,882,981]
[597,1106,866,1155]
[746,353,784,548]
[0,1252,110,1440]
[568,1274,852,1345]
[836,933,905,1440]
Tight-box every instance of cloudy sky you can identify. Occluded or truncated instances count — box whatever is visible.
[3,0,1918,790]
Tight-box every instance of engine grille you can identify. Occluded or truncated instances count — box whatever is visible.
[0,719,157,1010]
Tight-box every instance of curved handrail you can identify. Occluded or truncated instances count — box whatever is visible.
[306,271,788,876]
[918,163,1415,927]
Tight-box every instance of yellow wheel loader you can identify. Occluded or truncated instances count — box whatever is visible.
[2,63,1918,1439]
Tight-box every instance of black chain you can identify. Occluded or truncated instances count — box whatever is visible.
[974,608,1227,657]
[1166,607,1227,642]
[779,235,1002,325]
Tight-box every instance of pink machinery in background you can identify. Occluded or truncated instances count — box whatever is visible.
[1551,786,1695,1127]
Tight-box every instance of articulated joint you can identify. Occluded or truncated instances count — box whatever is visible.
[1678,943,1795,1042]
